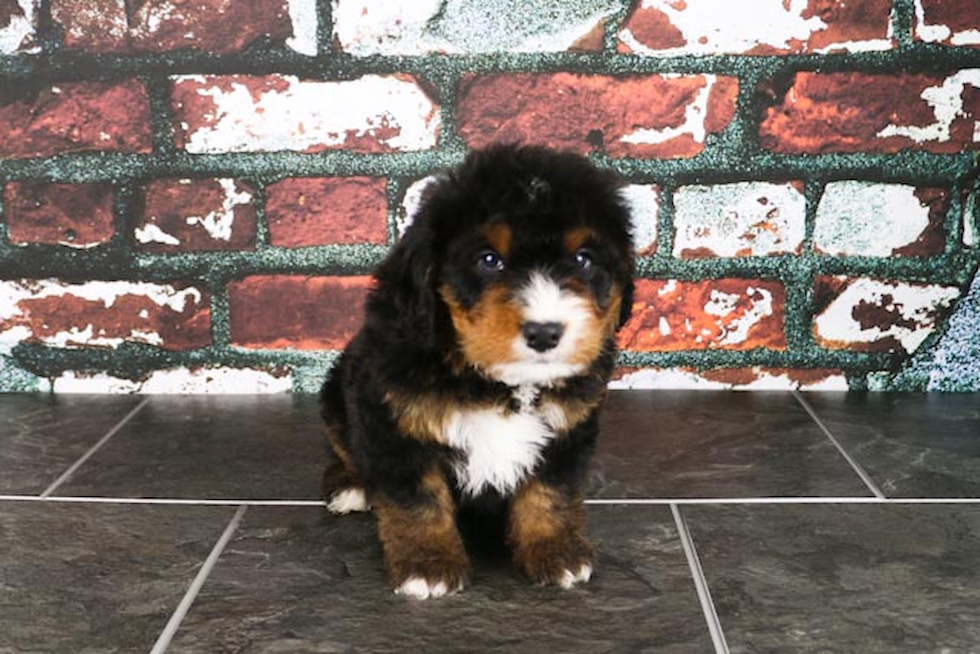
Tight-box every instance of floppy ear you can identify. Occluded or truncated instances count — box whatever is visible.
[618,278,634,329]
[370,204,442,352]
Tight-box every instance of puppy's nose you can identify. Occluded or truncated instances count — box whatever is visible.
[522,321,564,352]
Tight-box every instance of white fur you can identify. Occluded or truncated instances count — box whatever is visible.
[444,406,556,497]
[558,564,593,589]
[395,576,458,600]
[327,488,371,514]
[488,272,594,387]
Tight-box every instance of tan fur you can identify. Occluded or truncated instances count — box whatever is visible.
[385,390,457,443]
[482,221,513,258]
[537,393,603,433]
[508,480,592,585]
[563,226,597,254]
[441,284,522,374]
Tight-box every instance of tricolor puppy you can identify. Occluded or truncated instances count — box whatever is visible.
[320,144,634,599]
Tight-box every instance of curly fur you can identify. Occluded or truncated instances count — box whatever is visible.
[320,144,634,598]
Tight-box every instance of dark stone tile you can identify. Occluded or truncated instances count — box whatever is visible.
[0,501,233,653]
[56,394,326,500]
[170,505,712,653]
[804,392,980,498]
[591,391,872,499]
[684,504,980,654]
[0,394,144,495]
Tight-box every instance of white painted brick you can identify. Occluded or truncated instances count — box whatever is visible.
[0,280,205,352]
[620,185,660,255]
[332,0,618,55]
[609,367,848,390]
[286,0,318,55]
[876,69,980,145]
[52,367,294,393]
[965,191,978,247]
[619,0,892,56]
[814,181,937,256]
[396,175,441,238]
[814,278,960,353]
[0,0,38,53]
[914,0,980,46]
[175,74,440,154]
[673,182,805,257]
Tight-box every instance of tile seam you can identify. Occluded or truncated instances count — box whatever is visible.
[671,503,730,654]
[3,496,980,506]
[39,397,151,498]
[791,390,887,499]
[149,504,248,654]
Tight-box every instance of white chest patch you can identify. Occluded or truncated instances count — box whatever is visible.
[444,393,556,497]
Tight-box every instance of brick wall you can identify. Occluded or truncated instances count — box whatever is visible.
[1,0,979,393]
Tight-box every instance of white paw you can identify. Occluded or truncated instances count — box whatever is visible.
[558,564,593,589]
[394,576,462,600]
[327,488,371,515]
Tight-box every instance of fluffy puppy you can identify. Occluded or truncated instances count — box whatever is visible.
[320,144,634,599]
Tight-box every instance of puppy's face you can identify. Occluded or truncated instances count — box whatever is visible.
[426,148,633,387]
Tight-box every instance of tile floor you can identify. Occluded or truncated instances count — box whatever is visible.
[0,391,978,653]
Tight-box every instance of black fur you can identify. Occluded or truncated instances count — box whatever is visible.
[320,144,634,594]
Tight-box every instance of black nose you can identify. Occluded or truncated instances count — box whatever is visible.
[522,321,564,352]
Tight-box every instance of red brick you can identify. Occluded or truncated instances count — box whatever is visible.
[50,0,293,54]
[228,276,370,350]
[135,179,256,252]
[172,74,440,154]
[457,73,738,158]
[0,280,210,351]
[0,80,152,159]
[266,177,388,247]
[618,279,787,351]
[618,0,893,55]
[914,0,980,47]
[4,182,114,248]
[759,71,980,154]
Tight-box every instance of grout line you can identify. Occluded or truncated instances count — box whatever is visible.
[40,397,151,498]
[27,496,328,506]
[671,503,730,654]
[792,391,887,500]
[149,504,248,654]
[3,495,980,507]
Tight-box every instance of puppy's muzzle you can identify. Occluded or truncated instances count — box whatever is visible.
[521,321,564,352]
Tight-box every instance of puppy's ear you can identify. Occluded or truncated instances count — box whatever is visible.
[618,278,634,329]
[372,205,442,351]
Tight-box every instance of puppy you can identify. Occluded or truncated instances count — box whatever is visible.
[320,144,634,599]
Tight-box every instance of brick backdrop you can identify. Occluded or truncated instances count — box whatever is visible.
[1,0,979,393]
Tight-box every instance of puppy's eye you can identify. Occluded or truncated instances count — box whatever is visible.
[477,250,505,273]
[574,248,594,271]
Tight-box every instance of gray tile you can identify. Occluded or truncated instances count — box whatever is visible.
[56,394,327,500]
[0,394,144,495]
[684,504,980,654]
[803,392,980,498]
[169,505,713,653]
[0,501,233,653]
[592,391,873,499]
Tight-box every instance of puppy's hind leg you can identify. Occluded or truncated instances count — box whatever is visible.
[321,422,371,515]
[322,461,371,515]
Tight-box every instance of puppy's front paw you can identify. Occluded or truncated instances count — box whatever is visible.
[391,559,469,600]
[394,575,465,600]
[517,536,594,589]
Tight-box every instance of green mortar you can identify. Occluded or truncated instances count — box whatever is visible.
[1,0,979,391]
[0,355,48,392]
